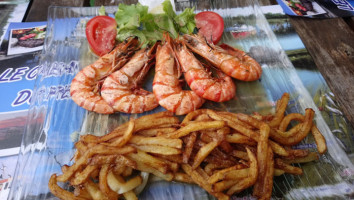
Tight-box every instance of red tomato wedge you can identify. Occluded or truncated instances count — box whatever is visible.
[86,16,117,56]
[195,11,224,44]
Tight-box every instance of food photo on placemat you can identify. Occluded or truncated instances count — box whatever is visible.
[7,25,46,55]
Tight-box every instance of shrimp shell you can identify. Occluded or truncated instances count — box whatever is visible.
[101,45,159,114]
[175,41,236,102]
[70,38,138,114]
[184,34,262,82]
[153,34,205,115]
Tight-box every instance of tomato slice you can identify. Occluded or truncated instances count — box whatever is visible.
[86,16,117,56]
[195,11,224,44]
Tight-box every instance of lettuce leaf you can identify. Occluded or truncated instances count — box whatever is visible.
[114,0,196,46]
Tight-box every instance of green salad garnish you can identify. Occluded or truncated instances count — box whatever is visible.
[114,0,195,46]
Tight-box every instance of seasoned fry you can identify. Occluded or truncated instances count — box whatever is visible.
[123,191,138,200]
[49,174,89,200]
[226,148,258,195]
[181,164,229,200]
[183,132,197,163]
[260,147,274,200]
[109,119,135,147]
[192,141,218,169]
[226,133,257,145]
[231,150,249,161]
[126,150,168,174]
[275,158,303,175]
[279,113,305,131]
[85,179,109,200]
[311,125,327,154]
[49,93,326,200]
[268,93,290,128]
[284,152,319,164]
[181,109,208,125]
[57,145,135,182]
[74,186,92,199]
[99,164,119,200]
[137,127,177,137]
[253,124,271,198]
[208,165,248,184]
[274,168,285,176]
[166,120,226,139]
[133,144,181,155]
[269,108,314,145]
[173,172,194,184]
[71,165,98,185]
[107,172,142,194]
[129,135,182,148]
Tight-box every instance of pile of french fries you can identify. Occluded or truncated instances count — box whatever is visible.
[49,93,327,200]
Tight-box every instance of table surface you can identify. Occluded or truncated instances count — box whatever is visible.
[21,0,354,130]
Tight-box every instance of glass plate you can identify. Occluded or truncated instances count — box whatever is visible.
[9,1,354,199]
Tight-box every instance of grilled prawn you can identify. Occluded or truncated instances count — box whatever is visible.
[175,40,236,102]
[101,44,159,114]
[70,38,138,114]
[153,34,205,115]
[183,34,262,82]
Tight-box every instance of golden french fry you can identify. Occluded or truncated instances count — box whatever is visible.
[213,179,239,192]
[269,140,289,156]
[271,123,302,138]
[109,119,135,147]
[204,163,238,176]
[107,172,142,194]
[57,145,135,182]
[183,132,197,163]
[226,133,257,146]
[274,168,285,176]
[128,153,173,181]
[84,179,109,200]
[123,191,138,200]
[129,135,182,148]
[284,152,319,164]
[226,148,258,195]
[70,165,98,185]
[195,167,210,180]
[278,113,305,131]
[268,93,289,128]
[311,125,327,154]
[224,168,249,180]
[192,141,219,169]
[99,164,119,200]
[236,113,264,129]
[73,186,92,199]
[208,164,247,184]
[126,150,168,174]
[134,116,180,132]
[181,164,210,189]
[122,167,133,177]
[48,174,88,200]
[253,124,271,198]
[261,147,274,200]
[165,120,226,139]
[275,158,303,175]
[231,150,249,161]
[155,154,184,164]
[181,109,208,125]
[209,110,254,130]
[137,127,177,137]
[133,144,181,155]
[269,108,314,145]
[173,172,194,184]
[80,134,100,144]
[89,155,116,165]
